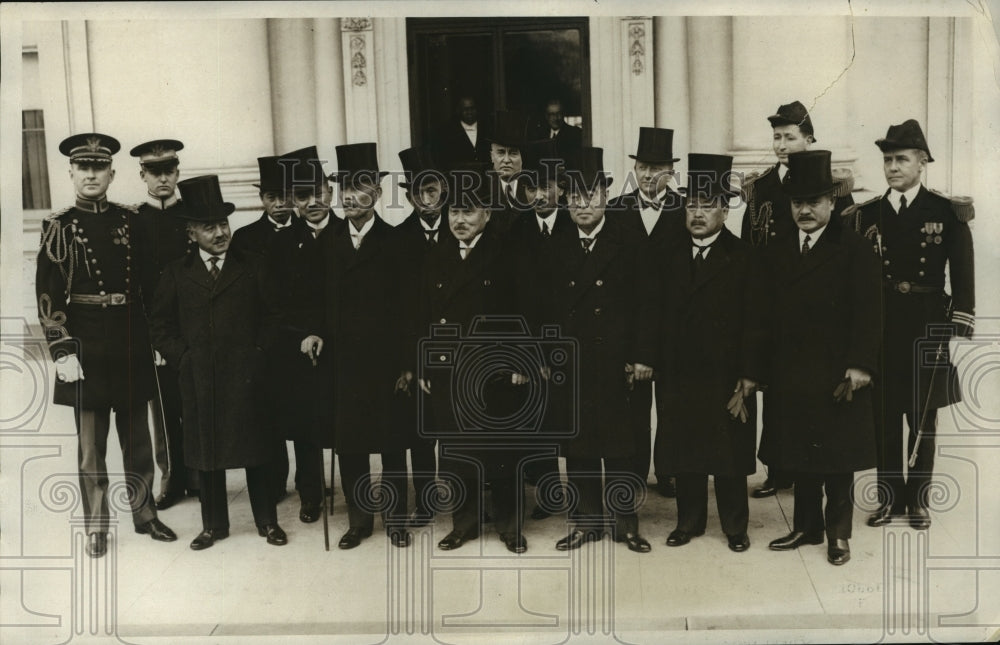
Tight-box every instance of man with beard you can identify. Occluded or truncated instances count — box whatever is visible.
[150,175,286,551]
[263,146,339,524]
[607,126,687,498]
[36,132,176,558]
[304,143,412,549]
[130,138,199,510]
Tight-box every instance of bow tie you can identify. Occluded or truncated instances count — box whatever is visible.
[640,197,662,210]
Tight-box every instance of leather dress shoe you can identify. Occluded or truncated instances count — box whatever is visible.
[299,501,322,524]
[86,532,107,558]
[407,509,434,528]
[827,538,851,565]
[389,528,412,548]
[529,506,551,521]
[655,478,677,498]
[500,532,528,554]
[337,526,372,549]
[258,523,288,546]
[751,477,793,498]
[768,530,824,551]
[727,532,751,552]
[155,491,184,510]
[438,529,478,551]
[616,531,651,553]
[909,506,931,530]
[666,529,704,547]
[866,507,903,527]
[190,528,229,551]
[135,518,177,542]
[556,528,603,551]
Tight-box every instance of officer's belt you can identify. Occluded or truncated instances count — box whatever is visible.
[69,293,129,306]
[884,280,941,295]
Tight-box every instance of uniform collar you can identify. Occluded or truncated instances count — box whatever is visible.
[145,192,179,210]
[75,195,110,214]
[888,183,921,212]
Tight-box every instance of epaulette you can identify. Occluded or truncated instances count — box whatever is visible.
[832,168,854,198]
[929,188,975,222]
[113,201,139,214]
[44,206,73,222]
[740,166,771,203]
[840,194,879,219]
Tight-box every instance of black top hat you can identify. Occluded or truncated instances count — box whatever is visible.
[564,147,613,193]
[59,133,120,164]
[782,150,843,199]
[129,139,183,168]
[253,156,286,193]
[447,162,497,211]
[176,175,236,222]
[279,146,326,188]
[628,127,680,163]
[767,101,816,140]
[686,153,737,199]
[398,146,446,189]
[875,119,934,162]
[329,143,388,185]
[520,138,567,188]
[486,110,530,149]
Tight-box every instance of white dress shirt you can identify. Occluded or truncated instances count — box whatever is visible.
[462,121,478,147]
[349,215,375,249]
[777,163,789,182]
[691,230,722,259]
[577,216,607,252]
[799,223,828,253]
[459,232,484,259]
[268,214,293,230]
[307,213,330,238]
[536,209,558,233]
[888,183,921,214]
[199,248,226,273]
[419,214,441,242]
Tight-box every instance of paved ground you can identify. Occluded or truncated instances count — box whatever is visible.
[2,351,999,644]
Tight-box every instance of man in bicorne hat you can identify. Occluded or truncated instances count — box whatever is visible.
[36,133,177,559]
[149,174,286,551]
[640,153,767,553]
[304,143,412,549]
[843,119,975,531]
[547,147,654,554]
[130,138,199,511]
[608,126,688,499]
[761,150,880,566]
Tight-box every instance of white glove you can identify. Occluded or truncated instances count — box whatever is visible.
[154,350,167,366]
[55,354,84,383]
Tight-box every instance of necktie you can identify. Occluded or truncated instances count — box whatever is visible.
[311,227,323,239]
[425,230,438,244]
[898,195,908,215]
[505,184,515,206]
[541,221,550,238]
[580,237,595,253]
[801,235,812,256]
[460,245,470,260]
[692,245,708,276]
[208,256,220,280]
[352,233,364,249]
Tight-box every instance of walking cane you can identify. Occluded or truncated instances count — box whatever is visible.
[320,451,330,551]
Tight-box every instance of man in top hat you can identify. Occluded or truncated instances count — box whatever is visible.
[740,100,854,499]
[487,110,534,235]
[607,126,687,499]
[230,155,306,257]
[262,146,339,525]
[130,139,199,511]
[843,119,975,531]
[36,132,176,558]
[532,98,583,151]
[547,147,653,554]
[150,174,287,551]
[760,150,880,566]
[509,138,574,520]
[409,162,531,554]
[639,153,767,553]
[434,95,492,170]
[394,146,453,527]
[305,143,412,549]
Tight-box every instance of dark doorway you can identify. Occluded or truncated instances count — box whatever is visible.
[406,18,591,151]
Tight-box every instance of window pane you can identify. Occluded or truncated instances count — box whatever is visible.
[22,110,51,210]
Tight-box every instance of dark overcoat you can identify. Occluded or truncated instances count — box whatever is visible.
[641,229,768,476]
[149,248,281,471]
[433,117,493,170]
[230,212,306,256]
[36,201,155,410]
[262,220,342,448]
[845,186,975,413]
[488,175,534,237]
[607,187,688,252]
[758,225,881,474]
[319,215,406,454]
[545,217,651,460]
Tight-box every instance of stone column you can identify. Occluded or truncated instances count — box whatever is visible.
[314,18,346,167]
[654,17,690,168]
[267,19,318,155]
[341,18,379,145]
